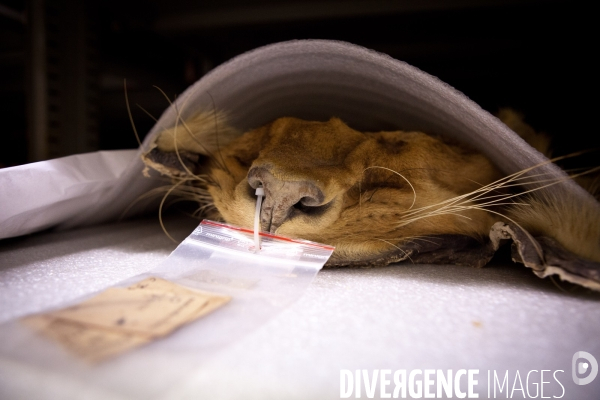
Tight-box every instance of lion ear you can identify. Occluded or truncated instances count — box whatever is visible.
[497,108,551,157]
[153,110,240,156]
[140,110,240,178]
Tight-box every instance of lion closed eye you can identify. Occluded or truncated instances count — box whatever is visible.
[141,109,600,289]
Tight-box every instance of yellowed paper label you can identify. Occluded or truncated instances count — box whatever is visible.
[21,277,231,363]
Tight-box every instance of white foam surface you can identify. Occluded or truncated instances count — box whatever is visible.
[1,216,599,399]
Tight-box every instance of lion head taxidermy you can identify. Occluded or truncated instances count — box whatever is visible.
[138,40,600,291]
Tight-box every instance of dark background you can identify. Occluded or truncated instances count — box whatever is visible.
[0,0,595,169]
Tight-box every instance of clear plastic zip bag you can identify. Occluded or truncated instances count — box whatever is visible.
[0,220,334,399]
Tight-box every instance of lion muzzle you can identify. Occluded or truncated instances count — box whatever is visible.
[247,166,327,233]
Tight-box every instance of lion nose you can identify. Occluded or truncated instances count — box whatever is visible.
[247,166,326,233]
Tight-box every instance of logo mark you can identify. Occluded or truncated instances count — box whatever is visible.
[572,351,598,385]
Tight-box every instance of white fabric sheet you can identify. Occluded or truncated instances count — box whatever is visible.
[0,150,161,240]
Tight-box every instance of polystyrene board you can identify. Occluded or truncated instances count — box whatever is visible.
[1,216,598,399]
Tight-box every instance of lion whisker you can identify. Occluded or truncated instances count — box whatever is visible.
[119,178,199,220]
[135,103,159,123]
[124,79,143,149]
[373,238,414,263]
[152,85,230,175]
[381,235,441,246]
[362,166,417,210]
[158,179,189,243]
[395,166,568,220]
[207,90,232,176]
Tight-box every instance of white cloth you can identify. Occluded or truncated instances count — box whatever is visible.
[0,150,161,239]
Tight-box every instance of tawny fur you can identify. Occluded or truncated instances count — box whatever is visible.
[499,110,600,262]
[144,109,600,265]
[497,108,551,157]
[507,192,600,262]
[155,110,240,155]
